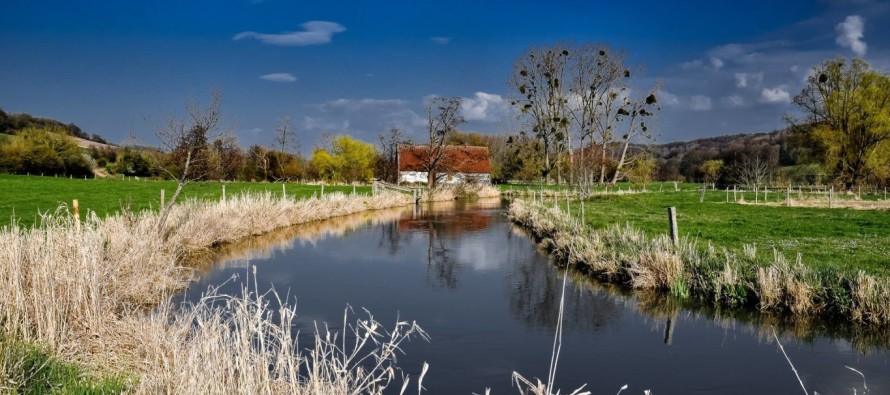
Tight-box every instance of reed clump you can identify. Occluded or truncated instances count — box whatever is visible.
[508,199,890,325]
[0,191,423,393]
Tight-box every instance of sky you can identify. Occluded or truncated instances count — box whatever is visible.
[2,0,890,151]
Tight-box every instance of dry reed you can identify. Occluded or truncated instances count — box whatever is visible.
[508,199,890,325]
[0,190,430,393]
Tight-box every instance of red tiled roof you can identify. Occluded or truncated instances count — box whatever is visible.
[398,145,491,174]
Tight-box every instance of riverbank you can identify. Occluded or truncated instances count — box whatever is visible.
[0,190,428,393]
[508,199,890,325]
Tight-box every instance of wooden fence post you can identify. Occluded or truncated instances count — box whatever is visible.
[321,184,324,197]
[725,187,729,203]
[829,186,834,208]
[160,189,165,208]
[222,184,226,203]
[667,207,679,247]
[700,185,705,203]
[786,185,791,206]
[73,199,80,232]
[755,184,758,204]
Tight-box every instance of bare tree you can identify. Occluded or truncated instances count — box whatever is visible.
[273,116,300,181]
[417,97,466,190]
[568,44,626,189]
[377,127,409,183]
[609,85,659,184]
[510,43,571,183]
[735,156,771,189]
[155,91,227,234]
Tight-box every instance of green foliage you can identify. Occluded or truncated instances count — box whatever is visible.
[699,159,724,184]
[1,337,128,394]
[332,135,376,183]
[308,136,376,183]
[0,128,92,177]
[794,57,890,187]
[108,148,154,177]
[308,148,339,182]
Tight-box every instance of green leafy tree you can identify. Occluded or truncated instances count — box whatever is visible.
[791,57,890,188]
[332,135,376,183]
[699,159,724,184]
[308,148,338,182]
[0,127,91,176]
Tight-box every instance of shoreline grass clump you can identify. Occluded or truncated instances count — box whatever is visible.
[0,190,431,393]
[508,199,890,326]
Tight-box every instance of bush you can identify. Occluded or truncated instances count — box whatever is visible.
[0,128,92,177]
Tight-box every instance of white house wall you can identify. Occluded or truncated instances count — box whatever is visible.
[398,171,490,185]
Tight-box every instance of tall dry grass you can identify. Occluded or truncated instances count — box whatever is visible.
[0,190,432,393]
[508,199,890,326]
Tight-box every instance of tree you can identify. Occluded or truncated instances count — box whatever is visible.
[735,156,770,188]
[332,135,376,183]
[791,57,890,188]
[154,91,226,234]
[377,127,409,183]
[569,43,626,187]
[0,127,91,177]
[417,97,466,190]
[627,154,657,190]
[272,116,301,181]
[510,44,571,183]
[308,148,338,182]
[700,159,724,185]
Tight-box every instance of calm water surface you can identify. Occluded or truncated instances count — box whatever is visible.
[182,199,889,394]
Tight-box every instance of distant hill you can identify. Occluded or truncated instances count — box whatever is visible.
[648,129,798,182]
[0,107,111,146]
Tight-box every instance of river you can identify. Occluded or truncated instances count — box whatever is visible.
[180,198,889,394]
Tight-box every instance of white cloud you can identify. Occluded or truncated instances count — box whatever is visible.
[259,72,297,82]
[710,57,724,70]
[430,37,450,45]
[722,95,745,107]
[689,95,712,111]
[679,59,703,70]
[234,21,346,46]
[734,72,763,88]
[761,87,791,103]
[461,92,510,122]
[836,15,867,56]
[659,91,681,106]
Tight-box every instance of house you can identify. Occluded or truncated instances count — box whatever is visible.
[397,144,491,185]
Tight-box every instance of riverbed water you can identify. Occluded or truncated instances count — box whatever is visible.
[180,198,889,394]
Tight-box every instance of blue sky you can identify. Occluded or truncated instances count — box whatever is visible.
[2,0,889,151]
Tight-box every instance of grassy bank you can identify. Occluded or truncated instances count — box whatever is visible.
[561,190,890,275]
[0,190,430,393]
[509,199,890,325]
[0,174,372,228]
[1,337,128,393]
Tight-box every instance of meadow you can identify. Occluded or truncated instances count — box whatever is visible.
[560,188,890,275]
[0,174,371,228]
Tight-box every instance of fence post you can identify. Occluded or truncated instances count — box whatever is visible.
[222,184,226,204]
[829,186,834,208]
[755,184,758,204]
[673,181,678,191]
[667,207,679,247]
[786,185,790,206]
[73,199,80,232]
[725,187,729,203]
[321,184,324,197]
[733,185,737,202]
[160,189,165,208]
[700,185,705,203]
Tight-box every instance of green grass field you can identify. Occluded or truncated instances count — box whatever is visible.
[0,174,371,228]
[561,189,890,275]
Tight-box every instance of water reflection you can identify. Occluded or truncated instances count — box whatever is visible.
[189,198,890,394]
